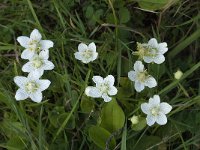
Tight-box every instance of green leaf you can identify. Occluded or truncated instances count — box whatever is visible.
[134,136,161,149]
[85,6,94,19]
[100,99,125,132]
[89,125,116,149]
[137,0,170,10]
[119,7,130,23]
[7,136,26,150]
[80,95,94,113]
[131,117,146,131]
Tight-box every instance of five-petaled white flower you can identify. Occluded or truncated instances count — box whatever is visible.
[136,38,168,64]
[17,29,54,59]
[22,50,54,76]
[74,42,98,63]
[85,75,117,102]
[14,72,51,103]
[141,95,172,126]
[128,61,157,92]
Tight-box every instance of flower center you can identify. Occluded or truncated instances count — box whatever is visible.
[98,83,109,94]
[137,42,158,58]
[28,40,41,52]
[151,107,160,116]
[32,57,43,68]
[82,50,93,59]
[25,81,38,93]
[146,47,158,58]
[137,72,147,82]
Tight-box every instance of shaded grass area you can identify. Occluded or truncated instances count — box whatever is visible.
[0,0,200,149]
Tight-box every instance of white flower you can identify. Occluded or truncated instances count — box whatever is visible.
[136,38,168,64]
[14,72,51,103]
[85,75,117,102]
[141,95,172,126]
[22,50,54,76]
[17,29,54,59]
[128,61,157,92]
[74,42,98,63]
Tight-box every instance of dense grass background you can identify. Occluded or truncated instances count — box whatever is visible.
[0,0,200,149]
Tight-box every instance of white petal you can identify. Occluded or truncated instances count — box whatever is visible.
[143,56,154,63]
[158,42,168,54]
[22,62,34,72]
[92,76,104,85]
[102,93,112,102]
[30,29,42,41]
[37,80,51,91]
[154,54,165,64]
[134,81,144,92]
[40,40,54,50]
[141,103,150,114]
[28,71,42,80]
[85,87,101,98]
[148,38,158,48]
[34,69,44,77]
[78,43,88,52]
[104,75,115,86]
[74,52,82,61]
[91,52,98,61]
[144,76,157,88]
[149,95,160,105]
[21,49,35,60]
[15,89,28,100]
[160,102,172,114]
[30,91,43,103]
[134,61,144,72]
[14,76,27,88]
[43,60,55,70]
[108,86,117,96]
[17,36,30,48]
[128,71,136,81]
[39,50,49,60]
[146,115,156,126]
[156,112,167,125]
[88,42,96,52]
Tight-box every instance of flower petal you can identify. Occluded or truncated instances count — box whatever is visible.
[128,71,136,81]
[37,79,51,91]
[22,62,34,72]
[30,29,42,41]
[88,42,96,52]
[102,93,112,102]
[15,89,28,100]
[43,60,55,70]
[158,42,168,54]
[17,36,30,48]
[148,38,158,48]
[104,75,115,86]
[143,56,153,63]
[149,95,160,106]
[134,81,144,92]
[78,43,88,52]
[146,115,156,126]
[154,54,165,64]
[134,61,144,72]
[141,103,150,114]
[91,52,98,61]
[156,112,167,125]
[40,40,54,50]
[108,86,117,96]
[39,50,49,60]
[160,102,172,114]
[14,76,27,88]
[144,76,157,88]
[85,86,101,98]
[21,49,35,60]
[30,91,43,103]
[92,76,104,85]
[28,71,42,80]
[74,52,82,61]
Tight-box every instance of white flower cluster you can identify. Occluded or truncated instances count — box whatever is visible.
[14,29,54,103]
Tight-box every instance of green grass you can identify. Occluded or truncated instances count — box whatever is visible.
[0,0,200,150]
